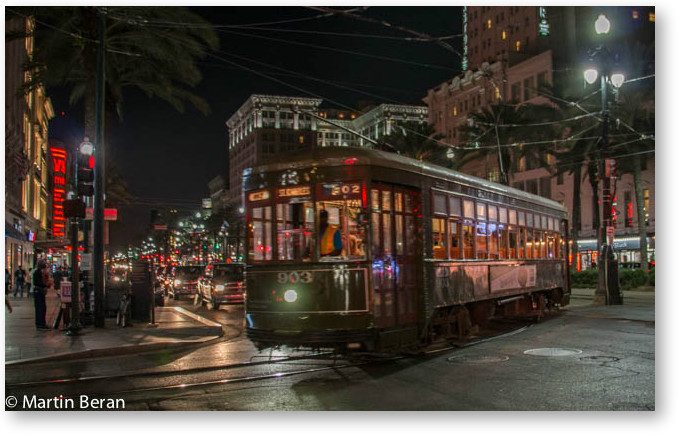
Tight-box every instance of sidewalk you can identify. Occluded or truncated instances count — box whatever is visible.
[4,292,223,366]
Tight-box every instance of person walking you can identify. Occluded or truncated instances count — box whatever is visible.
[32,260,52,330]
[5,268,10,295]
[13,266,26,298]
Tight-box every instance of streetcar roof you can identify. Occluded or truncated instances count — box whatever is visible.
[244,147,567,216]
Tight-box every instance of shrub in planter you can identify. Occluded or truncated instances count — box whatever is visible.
[570,269,598,288]
[618,268,648,290]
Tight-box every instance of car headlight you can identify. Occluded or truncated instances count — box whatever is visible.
[113,276,121,282]
[284,289,298,303]
[174,279,182,286]
[215,285,225,291]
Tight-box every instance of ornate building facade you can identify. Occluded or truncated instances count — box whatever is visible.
[5,16,55,274]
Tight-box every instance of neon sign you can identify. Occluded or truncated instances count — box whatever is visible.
[50,146,68,237]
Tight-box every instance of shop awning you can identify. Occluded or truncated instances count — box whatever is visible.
[4,222,25,241]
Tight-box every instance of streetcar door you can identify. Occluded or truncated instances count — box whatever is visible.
[370,185,420,329]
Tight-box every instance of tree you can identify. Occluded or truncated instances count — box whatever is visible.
[8,6,219,138]
[455,102,555,185]
[379,122,449,167]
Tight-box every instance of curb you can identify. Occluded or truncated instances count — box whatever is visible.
[5,307,225,367]
[5,334,224,367]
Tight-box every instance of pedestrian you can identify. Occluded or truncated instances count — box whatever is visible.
[5,268,10,295]
[13,266,27,298]
[32,260,52,330]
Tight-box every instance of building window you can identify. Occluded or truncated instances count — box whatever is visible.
[632,10,639,19]
[515,40,521,51]
[511,82,521,102]
[502,30,507,40]
[523,77,535,100]
[649,12,655,22]
[487,19,492,29]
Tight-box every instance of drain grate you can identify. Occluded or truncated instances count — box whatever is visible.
[579,356,620,363]
[523,348,582,357]
[447,354,510,364]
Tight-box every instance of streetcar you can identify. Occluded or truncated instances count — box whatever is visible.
[243,147,570,352]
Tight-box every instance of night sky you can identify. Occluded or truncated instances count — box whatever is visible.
[46,6,464,251]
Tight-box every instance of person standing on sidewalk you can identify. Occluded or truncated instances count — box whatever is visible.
[13,266,27,298]
[32,260,52,330]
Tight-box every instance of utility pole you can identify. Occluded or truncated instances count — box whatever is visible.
[584,14,623,305]
[93,7,107,326]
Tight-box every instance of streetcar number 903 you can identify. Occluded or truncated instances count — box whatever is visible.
[277,271,313,284]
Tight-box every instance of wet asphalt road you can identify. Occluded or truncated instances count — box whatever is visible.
[5,292,655,411]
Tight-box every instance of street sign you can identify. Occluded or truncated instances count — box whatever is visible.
[81,253,92,270]
[60,280,72,303]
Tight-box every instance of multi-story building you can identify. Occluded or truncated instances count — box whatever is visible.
[5,16,55,274]
[226,95,428,205]
[425,6,655,268]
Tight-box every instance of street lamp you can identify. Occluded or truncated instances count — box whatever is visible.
[584,13,623,305]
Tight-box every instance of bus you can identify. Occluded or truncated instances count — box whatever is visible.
[243,147,570,352]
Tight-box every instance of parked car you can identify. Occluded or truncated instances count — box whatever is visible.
[198,263,245,310]
[168,265,204,300]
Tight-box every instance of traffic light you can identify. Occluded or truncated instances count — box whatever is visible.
[77,154,94,197]
[77,140,95,197]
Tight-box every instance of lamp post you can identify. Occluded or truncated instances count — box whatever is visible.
[584,14,623,305]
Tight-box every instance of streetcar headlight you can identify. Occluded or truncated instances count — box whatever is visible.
[215,285,225,292]
[284,289,298,303]
[174,279,182,286]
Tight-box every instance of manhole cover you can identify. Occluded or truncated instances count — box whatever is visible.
[447,354,510,364]
[579,356,620,363]
[523,348,582,357]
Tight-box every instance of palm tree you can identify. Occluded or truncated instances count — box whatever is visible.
[455,102,554,185]
[8,6,219,138]
[379,122,449,167]
[7,6,218,211]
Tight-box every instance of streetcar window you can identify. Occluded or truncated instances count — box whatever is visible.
[317,200,366,261]
[463,200,475,219]
[476,203,487,220]
[526,213,533,228]
[488,205,498,222]
[276,202,314,262]
[533,230,541,258]
[449,197,461,217]
[509,209,517,225]
[547,232,555,259]
[500,224,510,258]
[518,211,526,227]
[518,227,527,258]
[382,190,392,211]
[395,192,403,213]
[432,218,446,259]
[488,221,500,259]
[509,225,517,258]
[476,221,488,259]
[463,221,475,259]
[250,206,272,261]
[433,193,447,215]
[499,207,508,224]
[449,219,461,259]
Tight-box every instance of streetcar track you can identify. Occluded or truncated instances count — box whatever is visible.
[5,351,338,388]
[6,323,533,400]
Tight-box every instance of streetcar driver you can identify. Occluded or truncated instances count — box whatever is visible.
[319,209,342,257]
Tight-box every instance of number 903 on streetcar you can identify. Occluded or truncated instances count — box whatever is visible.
[243,147,570,353]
